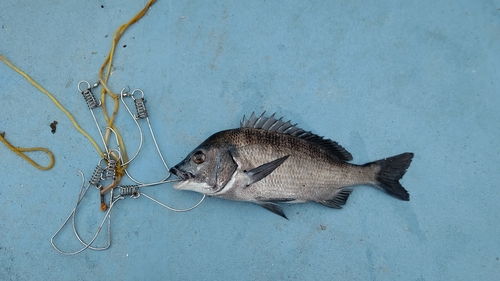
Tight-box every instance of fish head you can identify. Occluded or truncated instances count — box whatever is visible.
[170,141,237,195]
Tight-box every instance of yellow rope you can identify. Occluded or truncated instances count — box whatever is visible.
[97,0,157,178]
[100,0,157,88]
[0,132,55,170]
[0,0,157,177]
[0,54,104,165]
[96,0,158,199]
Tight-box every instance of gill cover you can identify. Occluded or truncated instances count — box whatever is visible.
[210,148,238,193]
[171,146,237,194]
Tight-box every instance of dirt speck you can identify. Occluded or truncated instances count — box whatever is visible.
[50,121,58,134]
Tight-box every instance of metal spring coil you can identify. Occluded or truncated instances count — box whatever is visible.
[89,164,105,186]
[104,158,117,180]
[134,97,148,119]
[119,185,140,198]
[81,89,101,110]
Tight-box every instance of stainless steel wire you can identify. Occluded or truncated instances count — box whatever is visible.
[119,88,170,185]
[78,80,109,155]
[51,171,120,255]
[53,84,206,254]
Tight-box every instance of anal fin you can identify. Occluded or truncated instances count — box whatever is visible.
[318,188,353,209]
[256,201,288,220]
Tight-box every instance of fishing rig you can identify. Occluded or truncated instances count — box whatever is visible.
[0,0,196,254]
[50,81,205,255]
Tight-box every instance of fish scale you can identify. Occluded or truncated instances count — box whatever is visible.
[222,130,374,202]
[170,113,414,219]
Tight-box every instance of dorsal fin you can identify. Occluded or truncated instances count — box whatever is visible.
[241,112,353,162]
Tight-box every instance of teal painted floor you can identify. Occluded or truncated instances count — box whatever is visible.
[1,0,499,280]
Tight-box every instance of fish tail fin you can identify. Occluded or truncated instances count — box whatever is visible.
[366,152,414,201]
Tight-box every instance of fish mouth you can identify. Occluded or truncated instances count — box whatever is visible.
[169,166,194,181]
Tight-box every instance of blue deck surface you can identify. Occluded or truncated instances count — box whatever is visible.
[1,0,499,280]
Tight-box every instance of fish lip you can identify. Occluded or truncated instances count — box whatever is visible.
[169,167,194,181]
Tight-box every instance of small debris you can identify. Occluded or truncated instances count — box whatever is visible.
[123,45,127,48]
[50,121,58,134]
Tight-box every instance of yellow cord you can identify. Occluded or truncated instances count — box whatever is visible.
[95,0,157,199]
[0,54,104,165]
[0,0,156,177]
[0,132,55,170]
[97,0,157,175]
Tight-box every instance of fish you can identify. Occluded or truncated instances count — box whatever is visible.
[170,112,414,219]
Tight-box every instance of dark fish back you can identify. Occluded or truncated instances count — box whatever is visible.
[240,112,352,161]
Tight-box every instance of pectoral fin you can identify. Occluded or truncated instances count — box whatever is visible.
[244,155,290,186]
[256,201,288,220]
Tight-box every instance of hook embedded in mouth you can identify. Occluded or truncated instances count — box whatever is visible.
[169,166,194,181]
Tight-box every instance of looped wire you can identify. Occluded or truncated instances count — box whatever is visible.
[118,185,141,198]
[89,158,106,187]
[104,156,117,180]
[78,80,101,110]
[48,0,207,254]
[51,170,119,255]
[132,89,148,119]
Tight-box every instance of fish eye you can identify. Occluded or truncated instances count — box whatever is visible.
[192,151,205,164]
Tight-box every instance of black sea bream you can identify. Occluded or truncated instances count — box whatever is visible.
[170,113,414,219]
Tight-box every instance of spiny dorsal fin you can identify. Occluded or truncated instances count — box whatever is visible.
[241,112,353,162]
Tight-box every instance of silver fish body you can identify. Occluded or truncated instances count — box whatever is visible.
[170,113,413,219]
